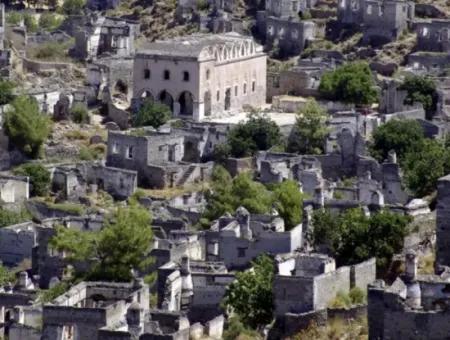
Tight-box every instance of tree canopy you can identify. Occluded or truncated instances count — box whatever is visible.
[223,254,274,329]
[4,96,52,158]
[50,203,153,282]
[133,100,172,128]
[399,75,438,120]
[14,163,51,196]
[203,167,303,230]
[287,98,329,154]
[319,62,378,106]
[403,139,450,197]
[310,208,411,270]
[223,113,281,158]
[370,119,425,162]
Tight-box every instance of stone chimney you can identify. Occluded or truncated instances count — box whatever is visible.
[236,206,252,240]
[388,150,397,164]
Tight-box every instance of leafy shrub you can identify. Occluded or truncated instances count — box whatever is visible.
[32,41,68,61]
[6,11,22,25]
[23,13,38,33]
[39,12,64,31]
[329,291,352,309]
[79,145,105,161]
[39,282,69,303]
[70,105,90,124]
[46,202,86,215]
[349,287,366,305]
[62,0,85,15]
[0,208,31,228]
[0,79,15,105]
[14,163,51,196]
[196,0,209,11]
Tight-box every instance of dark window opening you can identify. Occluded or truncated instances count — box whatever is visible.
[183,71,190,82]
[144,69,151,79]
[164,70,170,80]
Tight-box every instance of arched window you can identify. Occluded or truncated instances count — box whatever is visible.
[216,90,220,101]
[144,69,150,79]
[252,81,256,92]
[183,71,190,82]
[243,83,247,94]
[164,70,170,80]
[206,69,210,80]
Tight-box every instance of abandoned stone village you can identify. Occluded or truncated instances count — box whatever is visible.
[3,0,450,339]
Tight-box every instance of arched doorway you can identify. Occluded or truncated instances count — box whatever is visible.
[158,90,174,111]
[178,91,194,116]
[204,91,212,116]
[140,90,154,101]
[224,88,231,111]
[113,80,128,98]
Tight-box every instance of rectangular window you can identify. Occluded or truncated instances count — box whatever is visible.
[127,146,134,159]
[252,81,256,92]
[112,143,119,154]
[238,248,246,258]
[216,90,220,101]
[243,83,247,94]
[234,85,238,96]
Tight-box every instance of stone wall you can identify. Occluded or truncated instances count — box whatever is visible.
[0,223,36,266]
[351,257,376,289]
[313,266,351,310]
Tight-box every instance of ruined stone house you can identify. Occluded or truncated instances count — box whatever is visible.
[337,0,414,45]
[256,0,316,57]
[415,19,450,53]
[203,207,303,269]
[132,33,267,121]
[106,124,228,188]
[71,15,139,61]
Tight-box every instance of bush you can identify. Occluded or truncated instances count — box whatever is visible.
[14,163,51,196]
[23,13,38,33]
[62,0,85,15]
[38,12,63,31]
[46,202,86,215]
[329,291,352,309]
[6,11,22,25]
[4,96,52,158]
[32,41,68,61]
[0,79,15,105]
[79,145,105,161]
[39,282,69,303]
[349,287,366,305]
[0,208,31,228]
[319,62,378,106]
[70,105,90,124]
[133,100,171,128]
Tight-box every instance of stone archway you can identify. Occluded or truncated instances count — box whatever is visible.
[158,90,174,111]
[113,80,128,98]
[140,90,154,101]
[178,91,194,116]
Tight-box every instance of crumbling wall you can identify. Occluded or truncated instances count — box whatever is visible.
[0,223,36,266]
[436,175,450,268]
[351,257,376,289]
[313,266,351,310]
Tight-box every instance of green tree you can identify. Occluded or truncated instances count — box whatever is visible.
[287,98,329,154]
[227,114,281,158]
[62,0,85,14]
[4,96,52,158]
[14,163,51,196]
[399,75,438,120]
[403,139,450,197]
[6,11,23,26]
[133,100,171,128]
[272,180,303,230]
[223,254,274,329]
[203,167,274,222]
[50,203,153,282]
[311,208,411,270]
[0,79,15,105]
[370,119,424,162]
[319,62,378,106]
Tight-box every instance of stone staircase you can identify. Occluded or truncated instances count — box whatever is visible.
[176,165,196,186]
